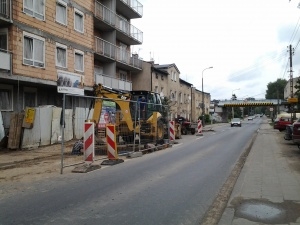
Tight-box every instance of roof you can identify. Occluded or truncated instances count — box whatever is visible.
[152,66,169,75]
[179,78,192,87]
[153,63,180,74]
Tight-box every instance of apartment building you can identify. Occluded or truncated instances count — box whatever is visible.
[0,0,143,131]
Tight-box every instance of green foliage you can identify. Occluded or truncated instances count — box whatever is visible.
[161,96,171,119]
[265,78,287,99]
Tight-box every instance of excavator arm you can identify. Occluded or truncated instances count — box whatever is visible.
[91,84,134,131]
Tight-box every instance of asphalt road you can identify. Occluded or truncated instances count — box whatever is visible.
[0,119,262,225]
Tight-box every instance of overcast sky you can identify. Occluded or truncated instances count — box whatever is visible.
[131,0,300,100]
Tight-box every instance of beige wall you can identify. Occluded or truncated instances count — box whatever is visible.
[11,0,94,86]
[177,81,192,120]
[132,61,152,91]
[152,70,168,96]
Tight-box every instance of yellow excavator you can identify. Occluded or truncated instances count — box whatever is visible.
[90,84,169,144]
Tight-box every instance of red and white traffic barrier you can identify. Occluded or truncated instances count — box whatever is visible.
[84,122,95,162]
[169,120,175,142]
[101,124,124,165]
[196,120,203,136]
[106,124,118,160]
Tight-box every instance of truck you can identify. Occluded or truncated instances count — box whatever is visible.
[90,84,169,145]
[175,117,197,135]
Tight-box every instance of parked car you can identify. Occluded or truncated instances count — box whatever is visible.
[273,116,292,132]
[292,118,300,147]
[231,118,242,127]
[248,116,253,120]
[284,125,293,140]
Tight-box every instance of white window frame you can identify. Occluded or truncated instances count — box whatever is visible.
[174,72,177,81]
[23,0,45,21]
[23,87,37,109]
[56,0,67,26]
[56,42,67,68]
[74,49,84,72]
[0,84,13,111]
[23,32,45,68]
[74,8,84,33]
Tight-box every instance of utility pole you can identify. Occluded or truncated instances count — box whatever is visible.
[289,44,295,122]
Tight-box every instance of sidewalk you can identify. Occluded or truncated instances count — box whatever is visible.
[218,119,300,225]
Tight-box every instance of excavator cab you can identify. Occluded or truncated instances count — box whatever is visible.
[130,91,163,120]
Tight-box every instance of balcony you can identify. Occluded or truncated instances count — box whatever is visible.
[116,0,143,19]
[94,1,143,45]
[95,72,132,91]
[0,49,11,72]
[0,0,12,25]
[94,36,142,71]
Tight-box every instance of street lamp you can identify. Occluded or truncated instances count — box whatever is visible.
[202,66,213,127]
[231,88,240,119]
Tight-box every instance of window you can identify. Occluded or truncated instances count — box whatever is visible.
[56,0,67,25]
[174,72,177,81]
[154,86,158,93]
[0,84,13,111]
[0,29,8,51]
[23,32,45,68]
[74,9,84,33]
[119,43,127,62]
[155,73,158,79]
[74,49,84,72]
[56,43,67,68]
[23,87,37,109]
[171,71,173,81]
[120,70,127,80]
[179,93,182,103]
[23,0,45,20]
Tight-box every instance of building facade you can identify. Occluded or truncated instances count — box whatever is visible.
[132,62,211,122]
[0,0,143,131]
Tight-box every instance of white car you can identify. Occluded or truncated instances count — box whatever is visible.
[231,118,242,127]
[248,116,253,120]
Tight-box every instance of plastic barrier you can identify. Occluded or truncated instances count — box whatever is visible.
[84,122,95,162]
[196,120,203,136]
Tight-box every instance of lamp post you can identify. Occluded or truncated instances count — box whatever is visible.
[231,88,240,119]
[202,66,213,127]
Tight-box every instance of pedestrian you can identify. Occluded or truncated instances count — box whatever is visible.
[71,138,84,155]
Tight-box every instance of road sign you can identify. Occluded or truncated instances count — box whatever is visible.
[288,98,298,103]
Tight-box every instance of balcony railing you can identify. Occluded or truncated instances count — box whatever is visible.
[94,36,142,69]
[95,1,143,43]
[0,0,11,20]
[120,0,143,16]
[95,72,132,91]
[0,49,11,72]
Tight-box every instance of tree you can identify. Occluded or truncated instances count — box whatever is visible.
[231,94,237,101]
[161,96,171,119]
[265,78,287,99]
